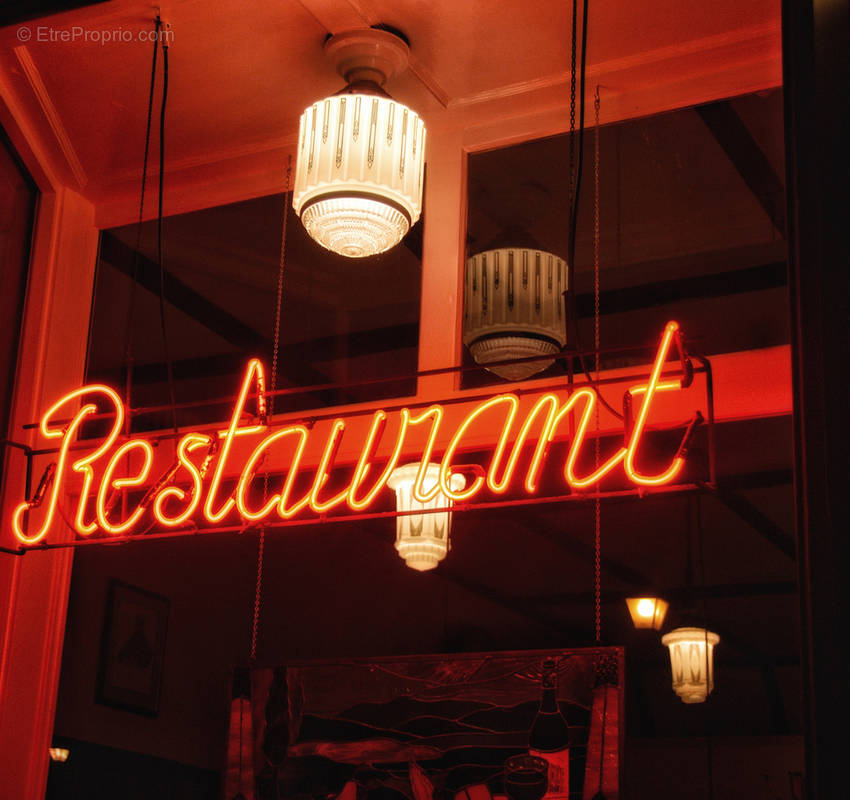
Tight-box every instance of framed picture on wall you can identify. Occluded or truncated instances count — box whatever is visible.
[249,648,624,798]
[96,580,169,716]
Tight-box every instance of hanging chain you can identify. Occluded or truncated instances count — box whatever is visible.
[594,501,601,644]
[250,156,293,664]
[593,86,601,374]
[593,85,602,645]
[249,531,264,663]
[269,155,293,410]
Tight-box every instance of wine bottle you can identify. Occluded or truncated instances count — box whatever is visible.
[528,659,571,799]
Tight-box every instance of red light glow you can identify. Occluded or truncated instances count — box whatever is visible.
[11,322,696,545]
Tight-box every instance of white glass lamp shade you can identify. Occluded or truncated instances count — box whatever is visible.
[661,627,720,703]
[387,462,465,571]
[292,94,426,258]
[626,596,669,630]
[463,248,568,380]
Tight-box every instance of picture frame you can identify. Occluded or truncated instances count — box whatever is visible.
[249,647,624,798]
[96,580,169,716]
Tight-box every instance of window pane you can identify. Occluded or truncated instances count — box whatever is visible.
[87,194,422,431]
[463,89,786,387]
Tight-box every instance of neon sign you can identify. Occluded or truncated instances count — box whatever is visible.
[11,322,697,546]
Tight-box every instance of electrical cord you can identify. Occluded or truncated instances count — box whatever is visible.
[123,16,161,407]
[565,0,624,421]
[157,38,179,435]
[567,0,589,281]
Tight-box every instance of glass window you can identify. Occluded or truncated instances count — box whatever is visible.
[86,193,422,431]
[463,89,786,387]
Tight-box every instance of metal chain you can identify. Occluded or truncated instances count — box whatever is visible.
[250,155,293,663]
[594,86,601,375]
[249,531,264,662]
[593,85,602,645]
[594,501,601,643]
[270,155,293,412]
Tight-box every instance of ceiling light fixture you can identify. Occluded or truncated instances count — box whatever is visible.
[49,747,69,762]
[464,246,568,380]
[625,596,669,630]
[292,27,426,258]
[661,626,720,704]
[387,462,464,571]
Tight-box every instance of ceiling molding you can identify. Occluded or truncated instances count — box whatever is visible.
[295,0,371,34]
[106,132,300,187]
[0,56,58,189]
[408,54,450,109]
[596,19,780,76]
[93,137,299,228]
[451,71,571,110]
[13,44,87,188]
[451,21,780,109]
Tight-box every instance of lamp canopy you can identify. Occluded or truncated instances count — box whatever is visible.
[323,27,410,87]
[292,27,425,259]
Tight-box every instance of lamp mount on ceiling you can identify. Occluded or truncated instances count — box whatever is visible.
[293,26,426,259]
[324,26,410,92]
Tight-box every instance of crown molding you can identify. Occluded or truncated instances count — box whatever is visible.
[13,45,87,188]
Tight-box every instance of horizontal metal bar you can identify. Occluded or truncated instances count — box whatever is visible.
[14,481,710,553]
[22,361,708,449]
[22,339,701,429]
[0,439,32,454]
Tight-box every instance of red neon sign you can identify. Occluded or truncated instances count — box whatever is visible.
[11,322,695,546]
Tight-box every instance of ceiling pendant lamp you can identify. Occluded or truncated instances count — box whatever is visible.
[661,627,720,704]
[49,747,70,762]
[464,245,568,380]
[625,596,669,630]
[292,27,426,258]
[387,463,464,571]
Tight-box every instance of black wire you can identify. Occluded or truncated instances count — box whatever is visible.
[695,494,715,800]
[569,0,578,198]
[567,0,578,330]
[568,0,589,275]
[157,40,179,435]
[123,16,161,396]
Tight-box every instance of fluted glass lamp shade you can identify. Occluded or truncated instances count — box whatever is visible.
[464,248,568,380]
[626,596,669,630]
[387,462,465,571]
[292,94,425,258]
[661,627,720,703]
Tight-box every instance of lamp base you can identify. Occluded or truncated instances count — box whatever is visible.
[300,194,410,258]
[469,335,560,381]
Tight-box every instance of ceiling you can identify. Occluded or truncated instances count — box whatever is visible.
[0,0,781,224]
